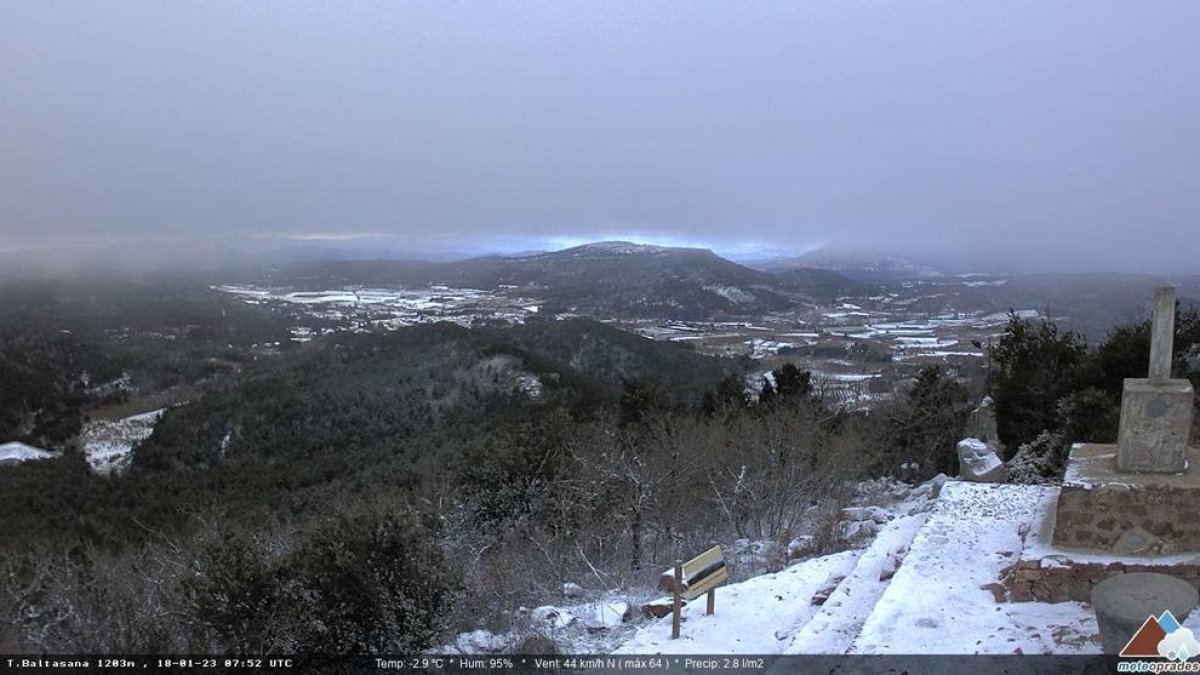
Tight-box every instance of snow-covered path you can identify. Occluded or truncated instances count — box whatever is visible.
[850,482,1098,654]
[613,480,1104,656]
[786,512,929,654]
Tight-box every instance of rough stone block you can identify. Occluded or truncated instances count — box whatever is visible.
[1054,444,1200,553]
[981,582,1007,602]
[1117,378,1194,473]
[957,438,1006,482]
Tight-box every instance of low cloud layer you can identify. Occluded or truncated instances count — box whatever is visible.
[2,2,1198,272]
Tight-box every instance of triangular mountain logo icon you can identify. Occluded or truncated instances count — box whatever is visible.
[1121,615,1168,658]
[1119,610,1200,661]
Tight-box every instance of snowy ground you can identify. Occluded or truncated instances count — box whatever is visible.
[435,594,644,655]
[79,409,164,474]
[614,551,862,655]
[612,481,1104,656]
[850,482,1098,655]
[786,513,929,654]
[0,441,56,465]
[435,479,1119,657]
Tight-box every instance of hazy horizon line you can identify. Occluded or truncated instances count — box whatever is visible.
[1,233,1199,279]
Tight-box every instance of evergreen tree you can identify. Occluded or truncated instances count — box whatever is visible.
[879,365,971,479]
[619,378,671,426]
[759,363,814,407]
[987,314,1088,448]
[702,373,749,415]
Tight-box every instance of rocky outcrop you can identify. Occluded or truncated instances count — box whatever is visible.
[964,396,1005,458]
[957,438,1006,482]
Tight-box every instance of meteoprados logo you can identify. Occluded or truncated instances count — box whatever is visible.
[1118,610,1200,672]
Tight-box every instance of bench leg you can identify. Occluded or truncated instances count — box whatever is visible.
[672,560,683,639]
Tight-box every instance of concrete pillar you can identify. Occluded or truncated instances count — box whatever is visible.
[1149,287,1176,383]
[1115,286,1193,473]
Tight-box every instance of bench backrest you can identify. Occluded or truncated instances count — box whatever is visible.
[660,545,728,600]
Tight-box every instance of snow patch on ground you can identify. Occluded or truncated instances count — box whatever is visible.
[614,550,862,655]
[0,441,56,465]
[435,595,640,656]
[516,374,544,399]
[80,409,164,474]
[704,285,757,304]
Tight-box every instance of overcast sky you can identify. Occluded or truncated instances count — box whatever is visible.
[1,2,1198,271]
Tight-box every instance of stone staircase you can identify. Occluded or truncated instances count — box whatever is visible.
[784,512,930,654]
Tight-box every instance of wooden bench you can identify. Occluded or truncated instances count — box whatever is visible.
[659,545,728,638]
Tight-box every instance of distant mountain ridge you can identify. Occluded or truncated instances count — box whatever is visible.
[431,241,797,319]
[756,246,945,281]
[252,241,867,320]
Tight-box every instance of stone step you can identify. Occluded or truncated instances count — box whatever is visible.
[784,512,930,655]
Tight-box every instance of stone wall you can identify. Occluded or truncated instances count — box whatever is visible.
[1005,559,1200,603]
[1054,480,1200,554]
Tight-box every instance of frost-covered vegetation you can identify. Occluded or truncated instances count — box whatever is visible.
[1,275,1197,655]
[0,299,974,653]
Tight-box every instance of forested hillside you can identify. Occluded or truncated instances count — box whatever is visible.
[3,272,1196,656]
[0,313,741,543]
[0,278,295,449]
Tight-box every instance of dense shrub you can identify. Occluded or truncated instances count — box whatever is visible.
[185,533,294,652]
[989,306,1200,455]
[287,506,458,653]
[871,365,971,480]
[987,314,1088,449]
[1007,431,1071,485]
[186,503,458,654]
[1056,387,1120,444]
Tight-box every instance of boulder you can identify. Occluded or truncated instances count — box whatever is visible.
[981,582,1007,602]
[957,437,1006,482]
[641,596,681,619]
[964,397,1006,458]
[810,573,845,606]
[879,545,907,582]
[561,582,585,599]
[530,605,575,629]
[842,506,893,524]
